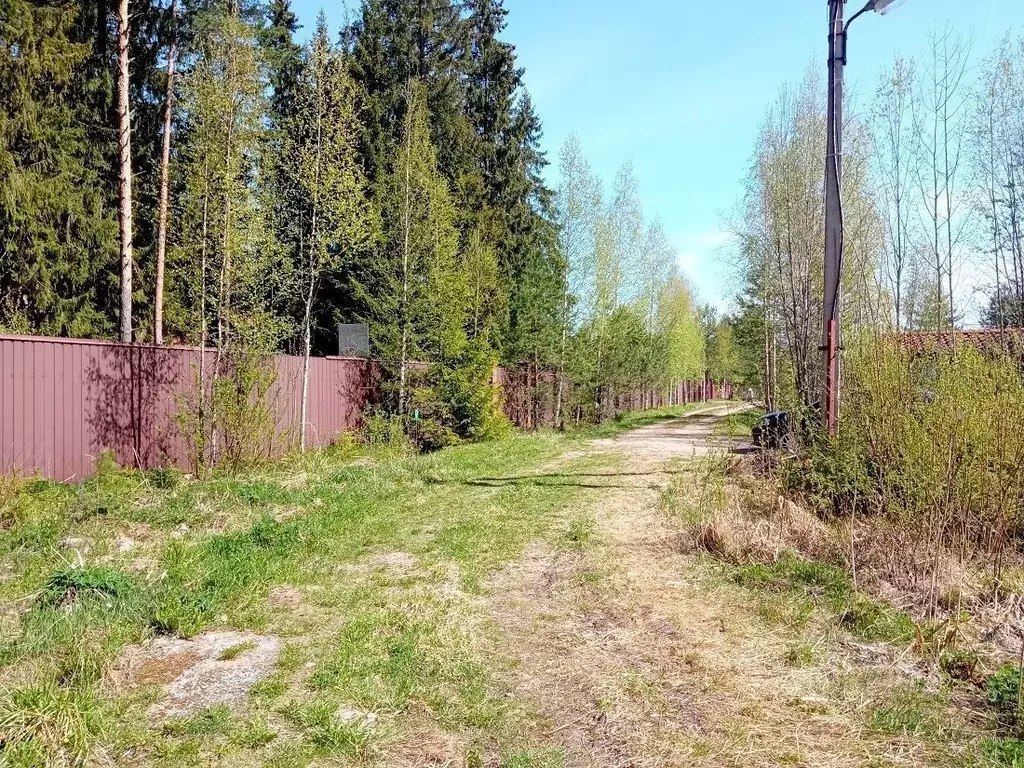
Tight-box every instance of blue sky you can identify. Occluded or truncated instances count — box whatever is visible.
[292,0,1024,309]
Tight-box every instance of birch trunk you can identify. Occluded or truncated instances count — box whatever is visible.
[300,279,314,451]
[154,0,177,344]
[554,293,568,429]
[300,86,325,453]
[397,84,413,416]
[197,160,210,472]
[116,0,134,342]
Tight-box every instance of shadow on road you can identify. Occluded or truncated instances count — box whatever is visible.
[459,470,680,490]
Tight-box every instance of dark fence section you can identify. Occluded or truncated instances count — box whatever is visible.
[1,334,731,480]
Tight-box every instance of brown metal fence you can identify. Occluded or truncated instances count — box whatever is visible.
[0,335,375,481]
[1,334,731,480]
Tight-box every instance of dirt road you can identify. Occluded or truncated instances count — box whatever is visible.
[486,404,912,768]
[487,405,756,766]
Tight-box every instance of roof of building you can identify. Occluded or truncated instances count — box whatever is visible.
[897,328,1024,353]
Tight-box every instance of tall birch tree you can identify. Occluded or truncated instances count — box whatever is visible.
[281,15,372,450]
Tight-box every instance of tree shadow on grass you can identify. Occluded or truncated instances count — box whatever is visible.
[462,470,680,490]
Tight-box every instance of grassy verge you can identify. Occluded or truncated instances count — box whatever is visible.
[0,429,616,766]
[660,455,1023,768]
[713,407,762,438]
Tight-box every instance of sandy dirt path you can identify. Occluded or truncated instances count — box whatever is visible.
[485,405,912,768]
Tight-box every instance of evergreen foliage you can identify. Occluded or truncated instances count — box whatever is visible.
[0,0,712,436]
[0,0,118,336]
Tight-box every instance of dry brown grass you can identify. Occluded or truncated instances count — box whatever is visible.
[682,455,1024,662]
[684,494,839,567]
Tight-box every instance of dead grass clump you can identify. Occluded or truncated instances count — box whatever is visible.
[681,487,840,568]
[686,503,776,564]
[845,518,989,615]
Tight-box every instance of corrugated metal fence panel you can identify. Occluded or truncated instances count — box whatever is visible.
[0,336,378,481]
[1,335,733,480]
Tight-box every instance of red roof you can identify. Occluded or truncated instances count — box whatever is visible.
[897,328,1024,353]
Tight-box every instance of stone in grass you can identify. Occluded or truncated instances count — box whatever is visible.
[117,631,281,722]
[335,707,379,730]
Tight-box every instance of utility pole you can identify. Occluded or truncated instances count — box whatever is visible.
[823,0,844,436]
[822,0,904,435]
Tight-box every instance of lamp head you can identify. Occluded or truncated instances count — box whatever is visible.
[871,0,907,14]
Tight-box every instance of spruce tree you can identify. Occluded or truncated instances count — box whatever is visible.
[0,0,119,336]
[499,94,561,357]
[346,0,470,187]
[262,0,302,123]
[464,0,520,205]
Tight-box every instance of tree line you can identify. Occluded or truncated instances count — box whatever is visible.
[1,0,712,440]
[726,27,1024,409]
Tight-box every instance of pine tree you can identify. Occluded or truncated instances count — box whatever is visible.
[154,0,178,344]
[115,0,135,341]
[72,0,178,342]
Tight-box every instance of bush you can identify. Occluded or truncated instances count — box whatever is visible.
[145,466,185,490]
[791,338,1024,600]
[362,412,407,449]
[418,338,509,441]
[406,417,457,453]
[782,431,873,518]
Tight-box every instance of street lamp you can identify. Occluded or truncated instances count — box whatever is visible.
[822,0,905,436]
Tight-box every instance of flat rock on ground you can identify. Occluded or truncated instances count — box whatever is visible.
[116,630,281,722]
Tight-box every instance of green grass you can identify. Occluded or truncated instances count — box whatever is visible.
[732,552,916,642]
[162,705,235,737]
[867,684,954,740]
[0,428,614,765]
[977,737,1024,767]
[219,640,258,661]
[714,408,763,438]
